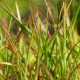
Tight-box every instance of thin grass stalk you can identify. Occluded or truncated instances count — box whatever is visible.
[45,1,49,79]
[34,19,41,80]
[39,58,54,80]
[7,1,16,77]
[44,0,54,22]
[62,1,66,79]
[15,2,23,79]
[0,27,4,47]
[25,17,38,80]
[8,1,16,32]
[0,20,4,51]
[57,34,63,76]
[45,0,49,67]
[55,39,58,80]
[24,6,40,25]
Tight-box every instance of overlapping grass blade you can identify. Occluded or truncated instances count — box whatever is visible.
[24,6,40,25]
[67,41,80,61]
[34,18,41,80]
[44,0,55,22]
[68,63,80,78]
[25,16,38,80]
[39,8,54,25]
[0,44,8,50]
[0,19,18,57]
[48,28,61,50]
[0,4,32,35]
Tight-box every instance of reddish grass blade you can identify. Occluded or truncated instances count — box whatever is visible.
[61,0,64,17]
[0,19,18,58]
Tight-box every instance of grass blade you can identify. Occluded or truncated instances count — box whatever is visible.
[34,18,41,80]
[69,2,80,34]
[25,16,38,80]
[0,62,18,67]
[0,19,18,57]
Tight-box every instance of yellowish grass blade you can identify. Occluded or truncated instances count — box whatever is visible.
[0,62,18,67]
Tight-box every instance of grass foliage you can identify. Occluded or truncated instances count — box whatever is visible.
[0,0,80,80]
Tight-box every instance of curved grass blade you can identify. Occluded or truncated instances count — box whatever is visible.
[0,62,18,67]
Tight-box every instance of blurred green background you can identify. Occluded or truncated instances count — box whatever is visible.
[0,0,80,35]
[0,0,60,21]
[0,0,80,21]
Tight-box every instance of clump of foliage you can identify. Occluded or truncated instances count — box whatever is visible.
[0,0,80,80]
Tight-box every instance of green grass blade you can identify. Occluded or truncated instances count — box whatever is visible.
[69,2,80,34]
[8,1,15,32]
[34,17,41,80]
[0,4,32,35]
[25,17,38,80]
[48,28,61,50]
[62,2,66,79]
[67,41,80,61]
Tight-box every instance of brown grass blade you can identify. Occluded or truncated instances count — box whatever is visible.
[0,44,8,50]
[24,5,40,25]
[61,0,64,17]
[0,19,18,58]
[15,30,23,43]
[44,0,55,22]
[39,8,54,25]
